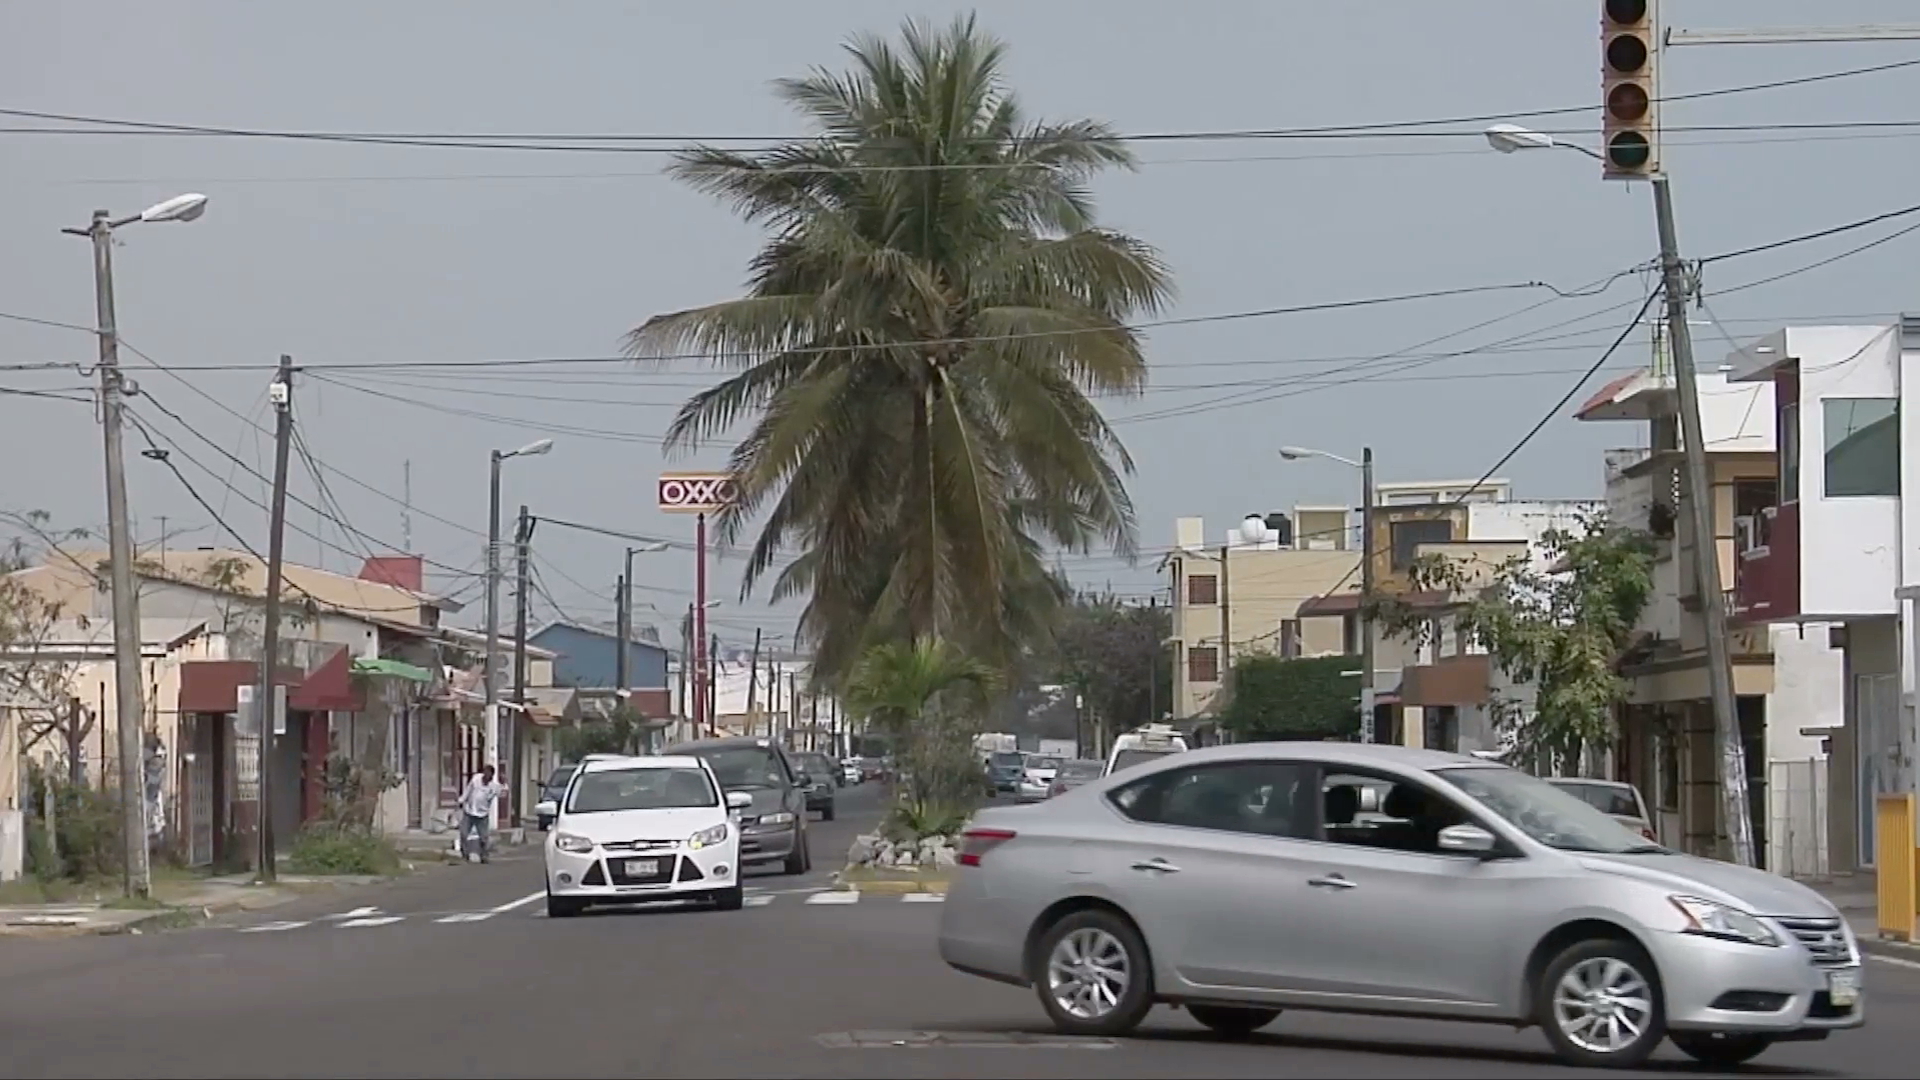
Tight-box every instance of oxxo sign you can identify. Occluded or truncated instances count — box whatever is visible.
[657,472,736,514]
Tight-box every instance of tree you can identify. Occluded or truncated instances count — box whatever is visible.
[556,705,651,760]
[627,15,1173,687]
[0,521,94,780]
[1219,654,1361,741]
[1050,593,1170,753]
[843,636,998,836]
[1370,518,1655,770]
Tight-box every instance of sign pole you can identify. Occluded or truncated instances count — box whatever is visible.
[657,473,735,739]
[696,511,710,737]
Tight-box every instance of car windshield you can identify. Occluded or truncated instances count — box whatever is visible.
[988,752,1024,769]
[1550,780,1644,818]
[1110,748,1179,773]
[1434,766,1658,854]
[565,767,717,813]
[697,746,789,789]
[544,766,576,791]
[800,755,834,776]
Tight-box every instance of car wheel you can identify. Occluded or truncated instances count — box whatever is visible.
[1033,909,1154,1038]
[1537,938,1666,1069]
[1186,1004,1279,1040]
[822,803,836,822]
[783,836,809,875]
[711,885,745,912]
[1668,1031,1775,1066]
[545,891,584,919]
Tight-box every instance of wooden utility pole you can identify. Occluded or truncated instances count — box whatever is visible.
[510,506,533,824]
[744,627,762,734]
[256,355,295,884]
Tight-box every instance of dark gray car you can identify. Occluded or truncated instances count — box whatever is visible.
[797,753,838,821]
[662,736,813,875]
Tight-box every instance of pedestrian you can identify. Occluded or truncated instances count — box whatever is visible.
[459,764,504,863]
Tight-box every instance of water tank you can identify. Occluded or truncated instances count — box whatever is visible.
[1240,514,1269,545]
[1263,512,1294,546]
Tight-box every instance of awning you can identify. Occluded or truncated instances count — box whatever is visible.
[352,657,434,683]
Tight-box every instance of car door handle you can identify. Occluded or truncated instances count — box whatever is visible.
[1130,858,1181,874]
[1307,874,1357,890]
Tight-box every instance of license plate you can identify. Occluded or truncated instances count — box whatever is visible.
[624,858,659,876]
[1828,969,1861,1007]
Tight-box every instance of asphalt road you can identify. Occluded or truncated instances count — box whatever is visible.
[3,780,1918,1078]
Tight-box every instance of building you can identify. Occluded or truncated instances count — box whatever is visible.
[1577,363,1843,873]
[1166,509,1363,736]
[1726,321,1910,875]
[526,620,674,737]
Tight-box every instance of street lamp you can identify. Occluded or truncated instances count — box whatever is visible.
[485,438,555,782]
[616,541,672,690]
[1483,123,1605,161]
[1278,444,1378,743]
[62,193,210,901]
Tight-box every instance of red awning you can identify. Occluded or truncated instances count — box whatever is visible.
[177,644,363,714]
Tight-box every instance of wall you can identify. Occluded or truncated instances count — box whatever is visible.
[1465,500,1602,575]
[1170,543,1359,719]
[530,625,670,691]
[1797,326,1900,618]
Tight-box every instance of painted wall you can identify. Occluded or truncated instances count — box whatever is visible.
[1794,326,1900,619]
[528,624,669,692]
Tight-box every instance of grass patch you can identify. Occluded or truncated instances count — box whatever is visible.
[287,826,403,876]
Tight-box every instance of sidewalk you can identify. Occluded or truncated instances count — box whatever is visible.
[0,871,390,939]
[1807,872,1920,961]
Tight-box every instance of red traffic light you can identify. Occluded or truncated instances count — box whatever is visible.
[1604,0,1649,23]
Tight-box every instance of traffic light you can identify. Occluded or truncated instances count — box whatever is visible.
[1601,0,1660,180]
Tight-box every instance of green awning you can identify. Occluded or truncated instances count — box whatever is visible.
[351,657,434,683]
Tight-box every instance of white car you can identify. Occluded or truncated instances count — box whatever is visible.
[1017,756,1062,801]
[543,754,753,918]
[1103,723,1188,777]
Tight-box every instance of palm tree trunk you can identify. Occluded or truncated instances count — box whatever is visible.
[908,380,937,640]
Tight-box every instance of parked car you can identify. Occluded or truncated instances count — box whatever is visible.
[939,742,1863,1070]
[1046,759,1103,798]
[985,750,1026,795]
[841,759,863,786]
[533,764,578,831]
[797,752,839,820]
[661,736,813,875]
[542,753,751,917]
[1548,777,1658,842]
[1017,756,1063,802]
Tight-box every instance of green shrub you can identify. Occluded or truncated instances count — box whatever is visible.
[287,825,402,876]
[22,766,123,882]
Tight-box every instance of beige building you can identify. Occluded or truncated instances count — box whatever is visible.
[1166,510,1361,725]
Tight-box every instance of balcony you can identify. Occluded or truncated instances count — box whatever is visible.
[1733,502,1800,624]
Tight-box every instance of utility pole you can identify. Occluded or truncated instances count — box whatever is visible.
[511,505,533,826]
[745,627,762,732]
[1359,447,1377,744]
[677,605,691,730]
[1653,177,1755,867]
[614,573,630,693]
[709,633,720,736]
[83,208,152,900]
[484,456,503,779]
[257,355,295,884]
[401,459,413,553]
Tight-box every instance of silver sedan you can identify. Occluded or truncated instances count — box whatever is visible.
[938,742,1863,1070]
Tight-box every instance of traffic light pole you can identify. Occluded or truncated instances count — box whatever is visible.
[1649,176,1756,869]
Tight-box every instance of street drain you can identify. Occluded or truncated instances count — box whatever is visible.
[816,1030,1116,1050]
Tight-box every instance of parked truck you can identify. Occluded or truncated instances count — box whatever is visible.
[972,732,1018,763]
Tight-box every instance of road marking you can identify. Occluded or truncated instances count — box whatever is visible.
[901,893,945,903]
[435,913,495,923]
[491,890,546,913]
[339,916,404,928]
[745,894,775,907]
[806,891,861,905]
[332,906,381,920]
[239,920,312,933]
[1870,953,1920,971]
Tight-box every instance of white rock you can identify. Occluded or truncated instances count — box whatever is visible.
[847,835,877,867]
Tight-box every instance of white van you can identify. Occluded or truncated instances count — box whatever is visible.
[1102,724,1188,777]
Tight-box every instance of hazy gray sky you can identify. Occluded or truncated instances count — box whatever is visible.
[3,1,1916,649]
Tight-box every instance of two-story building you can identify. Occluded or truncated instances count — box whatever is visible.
[1726,321,1909,876]
[1166,509,1362,738]
[1577,361,1844,873]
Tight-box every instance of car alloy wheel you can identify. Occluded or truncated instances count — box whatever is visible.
[1048,928,1131,1022]
[1539,939,1666,1068]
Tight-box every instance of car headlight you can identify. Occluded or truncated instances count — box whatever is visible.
[552,832,595,854]
[1670,895,1780,946]
[757,811,796,827]
[687,823,730,850]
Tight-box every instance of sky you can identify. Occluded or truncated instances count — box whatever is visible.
[3,0,1918,656]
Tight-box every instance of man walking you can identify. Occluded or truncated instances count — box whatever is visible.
[459,764,504,864]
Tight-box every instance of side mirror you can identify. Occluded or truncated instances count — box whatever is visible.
[534,799,557,818]
[792,772,811,788]
[1437,823,1498,855]
[726,791,752,810]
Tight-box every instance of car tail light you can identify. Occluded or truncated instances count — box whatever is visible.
[957,828,1016,867]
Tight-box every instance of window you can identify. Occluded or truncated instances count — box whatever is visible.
[1779,401,1800,502]
[1823,398,1899,497]
[1321,769,1476,855]
[1187,573,1219,605]
[1109,761,1316,839]
[1187,645,1219,683]
[1390,518,1453,570]
[695,745,791,789]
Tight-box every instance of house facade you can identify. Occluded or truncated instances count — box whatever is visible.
[1726,321,1910,875]
[1577,364,1844,874]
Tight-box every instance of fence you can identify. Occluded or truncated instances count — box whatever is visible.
[1767,756,1830,880]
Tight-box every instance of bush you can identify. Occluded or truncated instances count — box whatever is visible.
[22,765,124,883]
[287,825,402,876]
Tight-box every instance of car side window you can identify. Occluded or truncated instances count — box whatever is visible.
[1109,762,1315,840]
[1320,769,1476,856]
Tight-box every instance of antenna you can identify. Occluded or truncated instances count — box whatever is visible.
[402,459,414,553]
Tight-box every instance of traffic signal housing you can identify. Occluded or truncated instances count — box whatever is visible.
[1601,0,1660,180]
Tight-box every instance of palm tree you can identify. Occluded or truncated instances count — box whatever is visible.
[628,14,1172,684]
[843,636,999,831]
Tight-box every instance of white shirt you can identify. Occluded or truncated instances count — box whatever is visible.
[460,774,503,818]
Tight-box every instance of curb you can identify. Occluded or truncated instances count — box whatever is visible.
[1859,936,1920,962]
[832,874,952,895]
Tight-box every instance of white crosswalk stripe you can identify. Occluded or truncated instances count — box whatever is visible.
[226,890,943,934]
